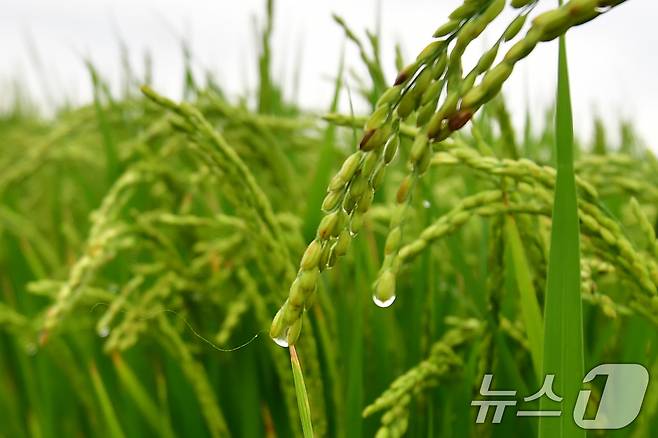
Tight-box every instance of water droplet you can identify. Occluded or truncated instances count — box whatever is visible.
[271,330,289,348]
[373,294,396,308]
[422,199,431,208]
[98,326,110,338]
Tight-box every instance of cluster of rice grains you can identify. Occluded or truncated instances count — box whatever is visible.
[363,318,481,438]
[2,0,654,437]
[271,0,629,346]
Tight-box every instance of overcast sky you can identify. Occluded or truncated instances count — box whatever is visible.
[1,0,656,150]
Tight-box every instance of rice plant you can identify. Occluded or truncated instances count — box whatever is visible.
[2,0,656,437]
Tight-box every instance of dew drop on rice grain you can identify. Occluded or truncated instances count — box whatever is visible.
[271,328,290,348]
[373,293,396,308]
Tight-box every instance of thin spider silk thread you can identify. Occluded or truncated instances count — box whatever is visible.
[89,303,263,352]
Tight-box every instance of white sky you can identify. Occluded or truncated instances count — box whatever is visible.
[1,0,656,151]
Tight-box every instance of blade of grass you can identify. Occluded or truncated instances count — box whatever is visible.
[538,14,584,438]
[257,0,276,113]
[111,353,176,438]
[504,216,543,379]
[86,61,119,183]
[290,344,314,438]
[344,237,367,438]
[89,362,126,438]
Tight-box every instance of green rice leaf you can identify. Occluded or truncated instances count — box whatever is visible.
[504,216,543,379]
[538,20,585,438]
[112,353,176,438]
[290,344,314,438]
[89,362,126,438]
